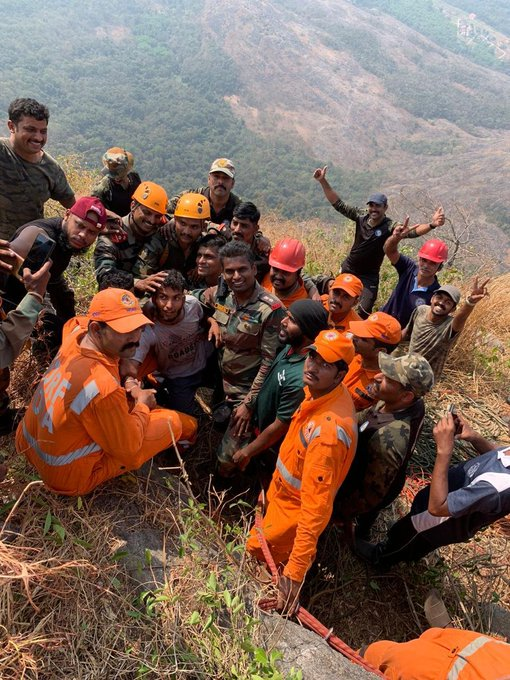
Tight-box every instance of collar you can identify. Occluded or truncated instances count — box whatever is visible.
[300,382,347,413]
[75,331,119,370]
[412,273,438,293]
[497,446,510,467]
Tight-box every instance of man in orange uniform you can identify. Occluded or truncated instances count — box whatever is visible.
[246,329,357,613]
[16,288,197,496]
[363,627,510,679]
[261,238,318,306]
[321,273,363,332]
[344,312,402,411]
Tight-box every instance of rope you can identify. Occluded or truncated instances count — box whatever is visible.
[254,509,386,678]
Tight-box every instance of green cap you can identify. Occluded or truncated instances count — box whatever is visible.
[378,352,434,397]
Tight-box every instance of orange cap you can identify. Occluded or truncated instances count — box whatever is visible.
[331,273,363,297]
[349,312,401,344]
[308,329,355,364]
[87,288,153,333]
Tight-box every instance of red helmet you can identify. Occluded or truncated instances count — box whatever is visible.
[269,238,306,272]
[418,238,448,263]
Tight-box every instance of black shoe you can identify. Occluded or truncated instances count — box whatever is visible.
[354,537,379,564]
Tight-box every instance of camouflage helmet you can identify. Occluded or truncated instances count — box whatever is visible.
[378,352,434,397]
[102,147,134,178]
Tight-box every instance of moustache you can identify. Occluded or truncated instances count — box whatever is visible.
[121,341,140,351]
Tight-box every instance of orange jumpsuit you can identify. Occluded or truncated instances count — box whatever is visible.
[364,627,510,679]
[343,354,378,411]
[261,273,309,307]
[246,382,357,582]
[16,323,196,496]
[320,294,361,332]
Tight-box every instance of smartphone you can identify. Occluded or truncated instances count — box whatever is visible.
[22,233,55,274]
[448,404,462,435]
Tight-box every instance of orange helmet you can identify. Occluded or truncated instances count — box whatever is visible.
[269,238,306,272]
[174,193,211,220]
[418,238,448,263]
[132,181,168,215]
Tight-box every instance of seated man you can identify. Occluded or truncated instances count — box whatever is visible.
[335,353,434,538]
[121,270,214,416]
[91,147,141,217]
[231,299,329,472]
[133,193,210,285]
[382,222,449,328]
[404,279,489,381]
[343,312,402,411]
[355,412,510,569]
[261,238,318,306]
[246,330,357,614]
[16,288,197,496]
[195,241,285,476]
[189,234,226,289]
[321,273,363,332]
[230,202,271,281]
[94,181,168,295]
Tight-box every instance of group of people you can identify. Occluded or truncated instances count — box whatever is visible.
[1,98,508,678]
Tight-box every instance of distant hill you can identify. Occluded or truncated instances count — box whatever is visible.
[1,0,509,260]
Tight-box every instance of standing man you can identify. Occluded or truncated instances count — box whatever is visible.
[231,300,329,472]
[382,227,449,328]
[133,193,210,284]
[321,273,363,332]
[168,158,240,226]
[313,166,444,316]
[196,241,285,476]
[94,181,168,295]
[91,147,141,217]
[17,288,197,497]
[0,98,75,240]
[246,330,357,613]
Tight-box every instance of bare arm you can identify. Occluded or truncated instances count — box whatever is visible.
[232,418,289,470]
[313,166,340,205]
[405,206,445,239]
[383,217,409,265]
[428,414,455,516]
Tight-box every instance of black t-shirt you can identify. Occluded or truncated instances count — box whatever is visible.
[341,214,395,279]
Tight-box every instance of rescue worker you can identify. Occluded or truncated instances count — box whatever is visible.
[94,181,168,294]
[313,165,445,316]
[133,193,210,285]
[231,299,329,472]
[168,157,241,226]
[321,273,363,332]
[91,147,141,217]
[0,97,75,240]
[355,412,510,568]
[246,329,357,614]
[343,312,402,411]
[195,241,285,476]
[261,238,319,306]
[363,627,510,679]
[382,222,449,328]
[334,353,434,539]
[16,288,197,496]
[121,269,215,417]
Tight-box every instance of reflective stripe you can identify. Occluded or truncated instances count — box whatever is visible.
[276,456,302,490]
[299,429,307,448]
[309,425,322,443]
[23,421,101,467]
[447,635,505,679]
[70,380,100,415]
[336,425,351,448]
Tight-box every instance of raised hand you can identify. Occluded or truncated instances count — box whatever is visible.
[467,276,490,304]
[313,166,328,182]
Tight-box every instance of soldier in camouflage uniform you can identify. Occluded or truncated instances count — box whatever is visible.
[94,181,168,295]
[91,147,141,217]
[195,240,285,475]
[334,353,434,538]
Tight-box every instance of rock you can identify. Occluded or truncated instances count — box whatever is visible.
[484,603,510,641]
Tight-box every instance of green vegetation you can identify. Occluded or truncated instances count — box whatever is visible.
[446,0,510,34]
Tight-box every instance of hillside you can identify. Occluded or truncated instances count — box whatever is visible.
[0,0,509,262]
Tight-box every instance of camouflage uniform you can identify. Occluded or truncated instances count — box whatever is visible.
[94,215,153,288]
[132,223,199,283]
[0,139,74,240]
[91,172,141,217]
[168,186,241,224]
[196,281,285,468]
[334,353,434,526]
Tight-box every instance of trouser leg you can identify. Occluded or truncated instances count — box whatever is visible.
[357,279,379,319]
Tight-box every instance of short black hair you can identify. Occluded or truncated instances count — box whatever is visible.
[219,240,256,265]
[373,339,400,353]
[8,98,49,125]
[159,269,186,293]
[197,234,226,252]
[334,359,349,374]
[233,201,260,224]
[98,270,135,292]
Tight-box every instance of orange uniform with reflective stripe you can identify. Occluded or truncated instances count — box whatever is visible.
[16,323,196,496]
[320,294,361,332]
[246,382,357,582]
[343,354,378,411]
[364,627,510,680]
[261,273,309,307]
